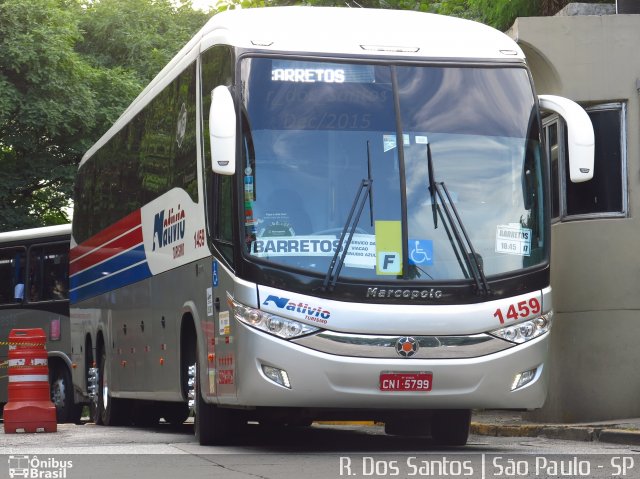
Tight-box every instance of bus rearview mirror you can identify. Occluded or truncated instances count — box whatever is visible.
[538,94,594,183]
[210,85,236,175]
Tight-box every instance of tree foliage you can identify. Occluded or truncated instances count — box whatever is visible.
[77,0,209,84]
[0,0,97,229]
[0,0,208,231]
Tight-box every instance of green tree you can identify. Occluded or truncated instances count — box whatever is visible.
[0,0,98,229]
[77,0,209,84]
[0,0,208,231]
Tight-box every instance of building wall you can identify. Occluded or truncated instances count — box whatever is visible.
[510,13,640,422]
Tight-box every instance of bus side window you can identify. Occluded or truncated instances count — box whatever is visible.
[46,244,68,301]
[0,248,26,304]
[216,174,235,265]
[28,243,68,302]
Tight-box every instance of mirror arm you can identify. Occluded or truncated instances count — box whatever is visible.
[539,94,594,183]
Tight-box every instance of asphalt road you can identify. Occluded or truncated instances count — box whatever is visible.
[1,421,640,479]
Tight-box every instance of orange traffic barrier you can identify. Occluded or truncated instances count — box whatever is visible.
[3,328,57,433]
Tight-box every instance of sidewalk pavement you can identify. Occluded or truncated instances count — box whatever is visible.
[471,410,640,446]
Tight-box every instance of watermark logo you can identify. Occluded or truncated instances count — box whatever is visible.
[8,455,73,478]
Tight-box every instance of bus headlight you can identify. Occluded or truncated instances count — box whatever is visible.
[228,294,320,340]
[489,311,553,344]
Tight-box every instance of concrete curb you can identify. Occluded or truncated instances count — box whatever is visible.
[315,420,640,446]
[471,422,640,446]
[597,429,640,446]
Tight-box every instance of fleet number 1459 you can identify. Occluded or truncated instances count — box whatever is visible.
[493,298,541,324]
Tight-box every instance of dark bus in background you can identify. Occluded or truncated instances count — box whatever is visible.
[0,224,82,423]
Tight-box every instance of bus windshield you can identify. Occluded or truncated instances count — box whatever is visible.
[240,57,546,283]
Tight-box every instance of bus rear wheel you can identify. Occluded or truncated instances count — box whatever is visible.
[97,349,130,426]
[50,364,81,424]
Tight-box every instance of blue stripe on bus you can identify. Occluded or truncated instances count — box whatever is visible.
[69,261,152,304]
[70,244,147,291]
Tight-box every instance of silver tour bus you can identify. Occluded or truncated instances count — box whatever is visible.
[70,7,594,445]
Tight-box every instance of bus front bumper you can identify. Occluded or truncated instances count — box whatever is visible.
[226,321,549,410]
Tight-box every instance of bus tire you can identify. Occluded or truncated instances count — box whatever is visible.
[50,363,81,424]
[384,412,430,436]
[97,348,130,426]
[194,354,237,445]
[430,409,471,446]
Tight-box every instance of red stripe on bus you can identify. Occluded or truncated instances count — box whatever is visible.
[70,210,142,263]
[69,226,143,276]
[71,210,142,261]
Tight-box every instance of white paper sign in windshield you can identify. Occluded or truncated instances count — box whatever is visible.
[495,224,532,256]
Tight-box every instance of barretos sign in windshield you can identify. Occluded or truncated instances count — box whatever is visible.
[250,234,377,269]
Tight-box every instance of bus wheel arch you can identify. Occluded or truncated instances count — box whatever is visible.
[159,313,196,426]
[180,313,197,403]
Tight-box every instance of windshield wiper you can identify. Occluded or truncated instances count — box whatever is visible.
[323,142,374,292]
[427,142,438,229]
[426,140,490,296]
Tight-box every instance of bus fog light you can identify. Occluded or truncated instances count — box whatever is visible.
[262,365,291,388]
[511,368,537,391]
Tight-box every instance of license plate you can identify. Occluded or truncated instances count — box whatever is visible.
[379,372,433,392]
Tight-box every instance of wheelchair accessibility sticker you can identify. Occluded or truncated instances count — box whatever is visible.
[408,239,433,266]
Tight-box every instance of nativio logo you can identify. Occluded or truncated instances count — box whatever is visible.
[153,205,186,251]
[263,295,331,323]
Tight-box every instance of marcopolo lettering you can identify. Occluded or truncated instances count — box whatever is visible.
[153,205,186,251]
[263,294,331,320]
[366,288,443,300]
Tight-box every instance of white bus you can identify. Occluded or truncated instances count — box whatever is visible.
[0,224,83,423]
[70,7,593,445]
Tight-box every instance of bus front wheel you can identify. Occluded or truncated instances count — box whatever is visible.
[431,409,471,446]
[194,352,238,445]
